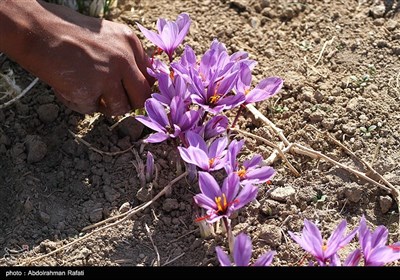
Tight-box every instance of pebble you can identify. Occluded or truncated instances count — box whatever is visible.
[379,195,393,214]
[24,199,34,213]
[344,184,363,203]
[369,5,385,18]
[89,208,103,223]
[386,19,398,31]
[162,198,179,212]
[270,186,296,202]
[256,224,282,247]
[25,135,47,163]
[37,104,59,123]
[39,211,51,224]
[117,116,144,141]
[341,123,357,135]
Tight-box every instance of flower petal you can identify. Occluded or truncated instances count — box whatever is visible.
[185,131,208,152]
[145,98,170,127]
[198,171,222,200]
[245,166,275,183]
[145,132,170,143]
[253,251,275,266]
[193,193,217,211]
[215,247,232,266]
[177,146,209,170]
[208,136,228,159]
[135,115,165,133]
[233,184,258,210]
[233,233,252,266]
[221,173,240,203]
[343,249,362,266]
[137,23,166,50]
[325,220,348,258]
[243,154,263,169]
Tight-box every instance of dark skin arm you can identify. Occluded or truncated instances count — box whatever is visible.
[0,0,153,116]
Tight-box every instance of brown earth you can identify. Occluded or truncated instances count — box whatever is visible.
[0,0,399,267]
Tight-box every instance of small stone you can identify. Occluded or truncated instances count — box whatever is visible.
[321,118,335,130]
[162,216,171,226]
[24,199,34,213]
[39,211,50,224]
[136,186,152,202]
[341,123,357,135]
[37,104,59,123]
[298,88,314,102]
[379,195,393,214]
[270,186,296,202]
[260,0,269,8]
[25,135,47,163]
[255,224,282,247]
[117,116,144,141]
[139,253,145,259]
[57,222,65,231]
[376,40,389,48]
[0,134,11,146]
[119,202,131,213]
[309,110,326,123]
[89,208,103,223]
[162,198,179,212]
[369,5,385,18]
[344,184,363,203]
[392,47,400,56]
[386,19,398,31]
[190,239,202,251]
[250,17,260,28]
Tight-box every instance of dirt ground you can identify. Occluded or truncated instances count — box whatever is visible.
[1,0,399,267]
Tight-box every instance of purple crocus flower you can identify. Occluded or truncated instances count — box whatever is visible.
[343,249,362,266]
[288,219,357,266]
[136,97,199,143]
[193,172,257,223]
[192,115,229,141]
[358,216,400,266]
[137,13,191,62]
[216,233,275,266]
[189,67,244,114]
[225,139,275,185]
[177,131,227,171]
[236,64,283,105]
[151,73,191,107]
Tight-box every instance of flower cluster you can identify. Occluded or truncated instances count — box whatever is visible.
[137,12,281,225]
[288,216,400,266]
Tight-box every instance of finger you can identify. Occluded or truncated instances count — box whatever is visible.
[53,89,97,115]
[98,81,131,117]
[128,34,156,87]
[122,62,151,109]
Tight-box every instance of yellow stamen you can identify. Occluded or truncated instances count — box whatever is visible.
[215,193,228,213]
[244,89,251,95]
[235,167,247,179]
[322,241,328,252]
[209,93,221,104]
[209,158,215,167]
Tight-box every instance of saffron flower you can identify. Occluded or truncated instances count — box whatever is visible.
[225,139,275,185]
[136,97,199,143]
[236,64,283,105]
[177,131,227,171]
[137,13,191,62]
[193,172,257,223]
[216,233,275,266]
[192,115,229,141]
[358,216,400,266]
[151,73,191,107]
[289,219,357,266]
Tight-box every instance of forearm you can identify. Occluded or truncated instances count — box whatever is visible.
[0,0,88,76]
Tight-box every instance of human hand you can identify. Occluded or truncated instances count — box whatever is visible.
[0,1,154,116]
